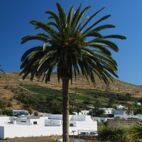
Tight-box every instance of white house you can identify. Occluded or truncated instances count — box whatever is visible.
[79,110,90,115]
[133,114,142,120]
[135,102,142,106]
[0,114,97,139]
[93,117,108,123]
[100,108,114,115]
[12,109,30,116]
[116,105,126,110]
[113,109,128,119]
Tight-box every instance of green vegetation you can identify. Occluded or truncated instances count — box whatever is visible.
[98,124,142,142]
[98,125,126,142]
[14,93,39,107]
[15,84,138,114]
[133,106,142,115]
[0,99,6,109]
[89,108,105,117]
[2,109,13,116]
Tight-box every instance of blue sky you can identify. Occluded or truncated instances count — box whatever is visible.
[0,0,142,85]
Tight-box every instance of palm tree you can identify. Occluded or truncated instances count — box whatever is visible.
[20,3,126,142]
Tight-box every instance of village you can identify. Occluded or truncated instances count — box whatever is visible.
[0,102,142,139]
[1,0,142,142]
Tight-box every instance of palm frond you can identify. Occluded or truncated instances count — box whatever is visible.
[20,3,126,84]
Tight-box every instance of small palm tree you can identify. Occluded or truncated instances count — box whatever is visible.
[20,3,126,142]
[0,65,3,72]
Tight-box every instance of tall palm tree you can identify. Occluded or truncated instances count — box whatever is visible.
[20,3,126,142]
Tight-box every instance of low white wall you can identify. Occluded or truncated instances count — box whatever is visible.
[2,125,62,139]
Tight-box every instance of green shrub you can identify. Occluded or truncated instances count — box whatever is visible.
[0,100,6,108]
[98,124,142,142]
[2,109,13,116]
[126,124,142,142]
[98,125,126,142]
[33,112,38,116]
[133,107,142,115]
[27,108,32,115]
[89,108,105,117]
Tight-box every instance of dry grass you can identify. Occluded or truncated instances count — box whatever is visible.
[0,72,142,110]
[0,136,60,142]
[1,72,142,96]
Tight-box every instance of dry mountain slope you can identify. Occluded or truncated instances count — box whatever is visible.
[0,72,142,111]
[0,72,142,96]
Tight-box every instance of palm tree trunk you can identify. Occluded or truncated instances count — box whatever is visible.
[62,77,69,142]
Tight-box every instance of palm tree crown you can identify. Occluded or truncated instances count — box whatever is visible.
[20,3,126,84]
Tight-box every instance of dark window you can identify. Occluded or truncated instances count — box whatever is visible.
[70,123,74,127]
[33,121,37,125]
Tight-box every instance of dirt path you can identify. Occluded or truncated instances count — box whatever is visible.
[0,137,96,142]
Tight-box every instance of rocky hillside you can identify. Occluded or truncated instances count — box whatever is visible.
[0,72,142,112]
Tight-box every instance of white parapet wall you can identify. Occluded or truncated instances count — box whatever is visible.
[0,125,62,139]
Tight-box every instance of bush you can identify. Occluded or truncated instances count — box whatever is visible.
[126,124,142,142]
[33,112,38,116]
[133,107,142,115]
[89,108,105,117]
[0,100,6,108]
[27,108,32,115]
[2,109,13,116]
[98,124,142,142]
[98,125,126,142]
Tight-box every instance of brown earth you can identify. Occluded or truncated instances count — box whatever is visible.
[0,137,94,142]
[0,72,142,110]
[1,72,142,95]
[0,136,60,142]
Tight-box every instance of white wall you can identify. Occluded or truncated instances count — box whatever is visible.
[1,125,62,139]
[0,115,97,139]
[69,116,97,135]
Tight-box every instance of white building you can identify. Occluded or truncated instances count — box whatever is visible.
[100,108,114,115]
[0,114,97,139]
[12,110,30,116]
[116,105,126,109]
[135,102,142,106]
[133,114,142,120]
[113,109,128,119]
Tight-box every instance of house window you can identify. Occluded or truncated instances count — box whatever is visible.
[70,123,76,127]
[33,121,37,125]
[21,120,26,123]
[70,123,74,127]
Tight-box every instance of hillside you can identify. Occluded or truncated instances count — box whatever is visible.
[0,72,142,113]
